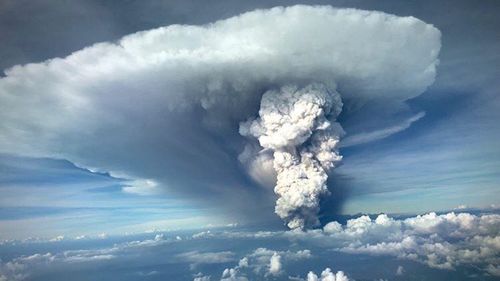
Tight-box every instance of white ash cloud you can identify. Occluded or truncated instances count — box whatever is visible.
[240,84,344,229]
[0,5,440,223]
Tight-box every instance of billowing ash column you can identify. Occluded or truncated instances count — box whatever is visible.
[240,83,344,229]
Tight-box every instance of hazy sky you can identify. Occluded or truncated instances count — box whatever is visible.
[0,0,499,239]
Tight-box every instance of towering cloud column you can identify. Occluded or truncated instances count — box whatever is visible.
[240,84,344,229]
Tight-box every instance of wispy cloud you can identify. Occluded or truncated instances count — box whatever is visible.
[341,112,426,147]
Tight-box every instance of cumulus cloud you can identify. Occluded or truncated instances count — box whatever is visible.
[194,273,212,281]
[221,268,248,281]
[209,260,351,281]
[187,212,500,276]
[396,265,405,275]
[246,248,312,276]
[486,264,500,277]
[2,232,317,281]
[203,265,351,281]
[268,252,282,275]
[4,212,498,280]
[0,232,181,280]
[199,247,313,281]
[0,5,440,225]
[307,268,350,281]
[300,212,499,275]
[0,251,115,281]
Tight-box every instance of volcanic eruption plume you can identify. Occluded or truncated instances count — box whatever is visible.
[0,6,441,229]
[240,84,344,229]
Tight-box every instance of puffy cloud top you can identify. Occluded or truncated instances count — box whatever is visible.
[312,212,500,275]
[307,268,350,281]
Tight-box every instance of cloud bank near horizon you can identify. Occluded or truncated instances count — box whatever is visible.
[1,211,498,280]
[288,212,500,276]
[0,5,440,226]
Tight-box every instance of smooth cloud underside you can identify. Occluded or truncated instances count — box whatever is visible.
[0,5,441,224]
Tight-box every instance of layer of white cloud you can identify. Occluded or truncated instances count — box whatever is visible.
[2,212,498,280]
[0,251,115,281]
[187,211,500,277]
[176,250,235,265]
[0,233,175,280]
[293,212,500,276]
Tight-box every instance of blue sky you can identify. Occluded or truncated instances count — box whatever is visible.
[0,154,229,239]
[0,0,498,241]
